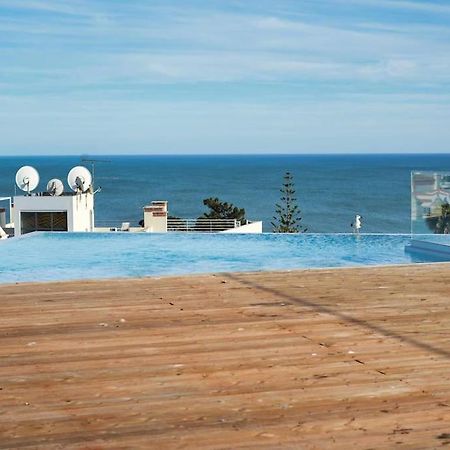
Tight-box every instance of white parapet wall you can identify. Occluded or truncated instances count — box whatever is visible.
[13,193,94,237]
[95,226,143,233]
[220,221,263,234]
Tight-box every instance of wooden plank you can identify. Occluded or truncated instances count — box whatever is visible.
[1,264,450,448]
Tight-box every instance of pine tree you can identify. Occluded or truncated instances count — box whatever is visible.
[271,172,307,233]
[199,197,246,222]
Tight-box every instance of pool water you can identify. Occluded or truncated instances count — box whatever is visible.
[0,232,449,284]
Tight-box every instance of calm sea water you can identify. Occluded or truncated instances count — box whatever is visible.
[1,154,450,233]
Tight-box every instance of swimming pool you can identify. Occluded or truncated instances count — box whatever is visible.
[1,232,449,284]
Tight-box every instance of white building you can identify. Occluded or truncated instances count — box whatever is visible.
[13,192,94,237]
[5,165,262,237]
[143,200,262,233]
[10,165,95,237]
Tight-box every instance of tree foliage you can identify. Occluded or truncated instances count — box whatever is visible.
[271,171,307,233]
[434,202,450,234]
[199,197,246,222]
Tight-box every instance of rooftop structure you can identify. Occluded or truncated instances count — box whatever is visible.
[142,200,263,233]
[12,165,95,237]
[3,166,262,237]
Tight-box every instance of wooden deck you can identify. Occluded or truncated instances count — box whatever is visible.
[1,264,450,449]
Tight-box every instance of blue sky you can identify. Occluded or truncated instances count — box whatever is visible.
[0,0,449,155]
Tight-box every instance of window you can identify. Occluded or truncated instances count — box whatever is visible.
[21,211,68,234]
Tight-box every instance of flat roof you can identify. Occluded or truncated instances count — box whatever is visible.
[1,265,450,448]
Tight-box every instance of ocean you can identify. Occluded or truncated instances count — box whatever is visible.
[1,154,450,233]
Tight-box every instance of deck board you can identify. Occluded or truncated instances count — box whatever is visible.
[1,265,450,448]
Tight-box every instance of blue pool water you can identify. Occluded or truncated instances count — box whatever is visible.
[1,232,449,284]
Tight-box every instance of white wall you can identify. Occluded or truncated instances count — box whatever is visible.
[143,201,168,232]
[221,221,263,234]
[71,193,94,232]
[13,193,94,236]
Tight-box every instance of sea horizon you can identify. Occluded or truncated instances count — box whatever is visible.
[1,152,450,157]
[2,153,450,233]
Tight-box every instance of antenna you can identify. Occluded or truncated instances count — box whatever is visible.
[67,166,92,193]
[80,156,110,190]
[46,178,64,196]
[15,166,40,194]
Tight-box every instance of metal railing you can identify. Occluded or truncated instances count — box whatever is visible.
[167,218,240,232]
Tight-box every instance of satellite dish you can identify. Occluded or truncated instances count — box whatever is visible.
[67,166,92,193]
[15,166,40,193]
[46,178,64,196]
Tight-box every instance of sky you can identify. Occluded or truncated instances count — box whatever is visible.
[0,0,449,155]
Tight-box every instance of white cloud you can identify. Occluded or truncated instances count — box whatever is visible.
[0,0,91,16]
[351,0,450,14]
[0,1,449,153]
[1,93,450,154]
[1,6,449,87]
